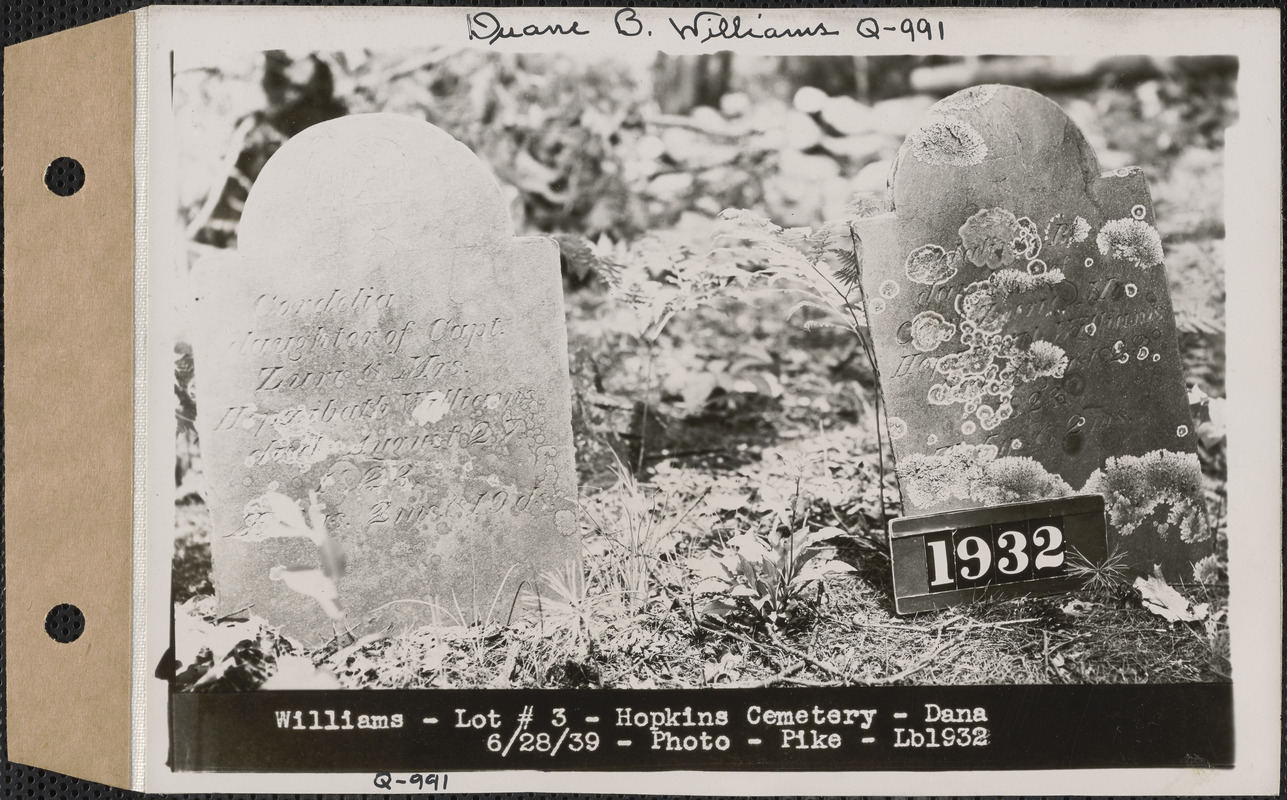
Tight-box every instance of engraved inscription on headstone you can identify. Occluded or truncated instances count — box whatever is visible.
[854,85,1209,579]
[189,114,579,645]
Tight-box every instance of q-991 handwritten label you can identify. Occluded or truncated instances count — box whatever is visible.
[889,495,1107,614]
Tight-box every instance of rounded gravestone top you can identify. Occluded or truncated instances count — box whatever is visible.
[238,113,514,258]
[890,84,1102,218]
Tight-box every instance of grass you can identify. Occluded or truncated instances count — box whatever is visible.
[172,288,1231,690]
[172,288,1232,689]
[296,576,1228,690]
[173,410,1232,690]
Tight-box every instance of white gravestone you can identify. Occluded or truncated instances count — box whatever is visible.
[189,114,579,645]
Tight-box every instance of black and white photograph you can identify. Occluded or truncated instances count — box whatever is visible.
[169,45,1234,692]
[124,5,1280,794]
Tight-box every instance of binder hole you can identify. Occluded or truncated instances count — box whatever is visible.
[43,156,85,196]
[44,603,85,643]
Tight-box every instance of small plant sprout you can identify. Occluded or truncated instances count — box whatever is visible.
[689,526,855,629]
[534,561,614,661]
[1066,546,1133,597]
[580,453,707,616]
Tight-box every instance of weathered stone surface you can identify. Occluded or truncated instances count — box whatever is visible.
[854,85,1210,579]
[190,114,578,645]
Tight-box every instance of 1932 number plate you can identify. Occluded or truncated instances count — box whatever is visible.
[888,494,1107,614]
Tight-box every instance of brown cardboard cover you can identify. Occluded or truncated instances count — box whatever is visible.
[4,13,135,789]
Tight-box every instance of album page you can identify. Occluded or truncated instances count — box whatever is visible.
[139,6,1281,794]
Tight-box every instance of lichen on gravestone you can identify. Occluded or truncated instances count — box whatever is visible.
[188,114,579,646]
[853,85,1210,580]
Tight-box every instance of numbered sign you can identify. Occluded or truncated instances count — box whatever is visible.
[889,495,1107,614]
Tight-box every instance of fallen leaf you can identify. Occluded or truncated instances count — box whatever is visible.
[1135,575,1209,623]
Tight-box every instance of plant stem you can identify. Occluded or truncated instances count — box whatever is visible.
[636,341,656,475]
[738,661,805,688]
[214,605,254,624]
[872,371,888,529]
[845,223,889,530]
[751,625,847,679]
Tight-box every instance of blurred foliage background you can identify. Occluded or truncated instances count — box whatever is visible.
[175,49,1233,485]
[176,51,1234,251]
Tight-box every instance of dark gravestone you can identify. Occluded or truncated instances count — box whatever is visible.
[854,85,1210,580]
[189,115,579,645]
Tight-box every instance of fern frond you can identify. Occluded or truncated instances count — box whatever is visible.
[829,247,860,287]
[554,233,602,282]
[842,191,888,221]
